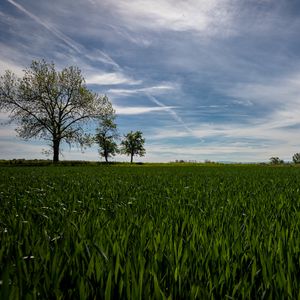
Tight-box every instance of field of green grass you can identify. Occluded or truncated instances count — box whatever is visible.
[1,164,300,299]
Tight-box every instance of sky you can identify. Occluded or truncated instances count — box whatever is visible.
[1,0,300,162]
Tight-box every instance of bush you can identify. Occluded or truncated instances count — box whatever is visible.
[269,157,284,165]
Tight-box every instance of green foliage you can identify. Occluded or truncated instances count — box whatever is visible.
[120,131,145,163]
[1,165,300,298]
[269,157,284,165]
[292,153,300,164]
[0,60,114,162]
[95,108,119,162]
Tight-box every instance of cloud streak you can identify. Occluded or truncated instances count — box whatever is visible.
[146,94,194,134]
[7,0,120,69]
[86,72,142,86]
[115,105,177,115]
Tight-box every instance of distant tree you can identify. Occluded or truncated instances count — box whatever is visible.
[292,153,300,164]
[95,108,118,163]
[269,157,284,165]
[120,131,145,163]
[0,60,114,162]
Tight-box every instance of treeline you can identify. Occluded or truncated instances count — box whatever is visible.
[269,153,300,165]
[0,159,147,167]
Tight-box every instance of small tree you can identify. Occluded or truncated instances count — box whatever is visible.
[269,157,284,165]
[0,60,114,162]
[95,108,118,163]
[292,153,300,164]
[120,131,145,163]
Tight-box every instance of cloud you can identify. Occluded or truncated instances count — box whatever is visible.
[147,105,300,161]
[7,0,79,52]
[0,126,16,138]
[146,94,193,134]
[86,72,141,85]
[108,83,179,96]
[224,75,300,107]
[151,114,300,144]
[0,140,45,159]
[114,105,177,115]
[106,0,234,35]
[108,81,192,133]
[144,130,299,161]
[6,0,120,69]
[0,57,24,76]
[107,24,152,47]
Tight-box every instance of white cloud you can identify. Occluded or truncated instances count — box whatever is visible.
[115,105,176,115]
[151,115,300,143]
[0,60,23,76]
[106,0,234,35]
[143,135,298,162]
[0,128,16,138]
[0,140,45,159]
[108,83,179,96]
[0,45,29,76]
[86,72,141,85]
[224,72,300,107]
[108,82,190,131]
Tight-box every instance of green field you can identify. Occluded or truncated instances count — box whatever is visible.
[1,164,300,299]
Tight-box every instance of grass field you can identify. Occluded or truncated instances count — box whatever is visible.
[1,164,300,299]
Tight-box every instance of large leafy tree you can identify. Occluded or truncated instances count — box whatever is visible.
[95,109,118,163]
[0,60,114,162]
[120,130,145,163]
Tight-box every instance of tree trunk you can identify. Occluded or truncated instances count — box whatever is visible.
[130,153,133,163]
[53,139,60,163]
[104,148,108,163]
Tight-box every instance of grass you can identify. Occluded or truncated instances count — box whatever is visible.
[1,164,300,299]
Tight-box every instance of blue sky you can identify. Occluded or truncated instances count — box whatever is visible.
[1,0,300,162]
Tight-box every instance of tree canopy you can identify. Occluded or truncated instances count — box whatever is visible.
[292,153,300,164]
[120,130,145,163]
[95,110,119,163]
[0,60,114,162]
[269,157,284,165]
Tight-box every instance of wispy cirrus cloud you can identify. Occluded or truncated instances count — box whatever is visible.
[0,56,24,76]
[223,72,300,107]
[108,83,179,96]
[114,105,177,115]
[105,0,235,35]
[6,0,120,69]
[146,94,193,134]
[108,81,191,131]
[86,72,142,86]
